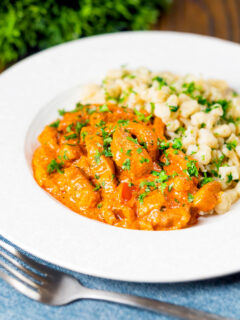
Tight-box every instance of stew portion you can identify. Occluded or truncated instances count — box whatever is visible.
[32,103,221,230]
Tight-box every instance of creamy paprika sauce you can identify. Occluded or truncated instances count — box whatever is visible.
[32,103,221,230]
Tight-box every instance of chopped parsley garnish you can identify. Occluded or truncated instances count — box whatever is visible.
[188,193,194,203]
[158,139,170,150]
[47,159,64,174]
[175,127,186,135]
[211,169,219,177]
[49,119,60,128]
[140,157,150,164]
[159,183,167,193]
[122,158,131,171]
[99,104,110,112]
[200,123,206,128]
[64,133,77,140]
[127,136,138,144]
[139,180,157,189]
[58,109,66,116]
[94,151,101,165]
[94,184,101,191]
[200,173,213,186]
[213,155,225,172]
[226,140,237,151]
[217,99,230,120]
[103,148,112,157]
[204,103,220,113]
[138,191,149,204]
[227,173,233,183]
[97,203,103,208]
[134,109,152,123]
[122,74,136,79]
[169,85,177,93]
[76,121,88,134]
[126,149,132,156]
[152,76,167,89]
[200,99,230,118]
[66,123,73,133]
[129,88,137,95]
[140,141,147,150]
[187,160,199,177]
[163,151,170,166]
[169,105,179,112]
[172,138,182,150]
[70,102,84,113]
[168,183,174,192]
[117,119,129,126]
[137,148,143,154]
[96,120,106,128]
[81,131,88,141]
[62,151,69,161]
[182,82,197,94]
[150,102,155,115]
[95,174,100,180]
[152,170,168,182]
[197,96,208,105]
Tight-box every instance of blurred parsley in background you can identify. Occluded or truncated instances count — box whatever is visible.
[0,0,172,70]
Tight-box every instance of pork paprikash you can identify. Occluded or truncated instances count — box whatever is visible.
[32,103,221,230]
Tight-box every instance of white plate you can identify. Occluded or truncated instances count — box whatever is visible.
[1,31,240,283]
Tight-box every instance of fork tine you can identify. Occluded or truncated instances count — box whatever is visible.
[0,255,40,289]
[0,249,46,284]
[0,240,55,276]
[0,269,40,301]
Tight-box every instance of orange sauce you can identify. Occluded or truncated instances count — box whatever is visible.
[32,103,221,230]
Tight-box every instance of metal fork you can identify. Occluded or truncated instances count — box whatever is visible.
[0,240,233,320]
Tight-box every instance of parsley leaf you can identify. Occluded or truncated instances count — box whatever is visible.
[117,119,129,126]
[152,170,168,182]
[134,109,152,123]
[227,173,233,183]
[64,133,77,140]
[172,138,182,150]
[188,193,194,203]
[127,136,138,144]
[152,76,167,89]
[94,184,101,191]
[140,157,150,164]
[47,159,64,174]
[182,82,197,94]
[126,149,132,156]
[94,151,101,164]
[226,141,237,150]
[49,119,60,128]
[99,104,110,112]
[66,123,73,132]
[122,158,131,170]
[187,160,199,177]
[169,105,179,112]
[138,191,149,204]
[158,139,170,150]
[76,121,88,134]
[200,172,213,186]
[58,109,66,116]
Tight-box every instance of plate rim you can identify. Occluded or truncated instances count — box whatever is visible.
[1,30,240,283]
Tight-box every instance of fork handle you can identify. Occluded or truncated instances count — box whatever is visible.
[81,288,231,320]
